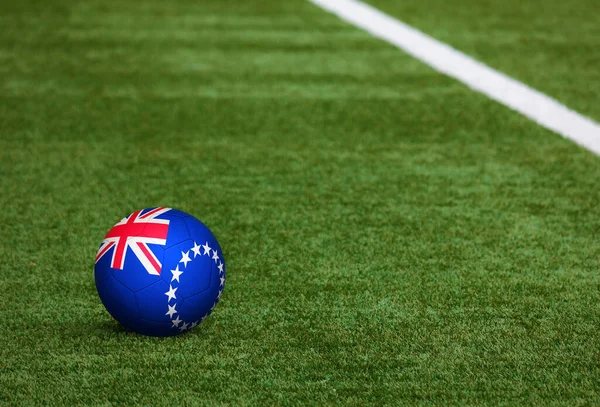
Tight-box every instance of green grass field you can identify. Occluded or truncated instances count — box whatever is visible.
[1,0,599,405]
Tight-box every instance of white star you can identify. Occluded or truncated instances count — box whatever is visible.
[171,316,182,327]
[165,304,177,317]
[180,250,191,267]
[179,322,189,331]
[190,321,198,329]
[220,276,225,286]
[191,241,202,258]
[202,242,211,256]
[165,285,178,302]
[201,314,208,322]
[217,290,222,300]
[218,262,224,274]
[212,250,219,263]
[210,302,216,311]
[170,264,183,282]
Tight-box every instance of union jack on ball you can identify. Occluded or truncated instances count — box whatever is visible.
[94,207,225,336]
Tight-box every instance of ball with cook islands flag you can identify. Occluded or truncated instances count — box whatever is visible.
[94,207,225,336]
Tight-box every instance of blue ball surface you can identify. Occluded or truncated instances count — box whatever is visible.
[94,207,225,336]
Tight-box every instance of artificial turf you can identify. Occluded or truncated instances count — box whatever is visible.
[1,0,599,405]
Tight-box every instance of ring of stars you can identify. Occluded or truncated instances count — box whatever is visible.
[164,240,225,333]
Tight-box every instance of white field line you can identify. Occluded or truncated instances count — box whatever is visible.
[309,0,600,156]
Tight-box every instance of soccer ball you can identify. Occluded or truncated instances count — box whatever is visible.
[94,207,225,336]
